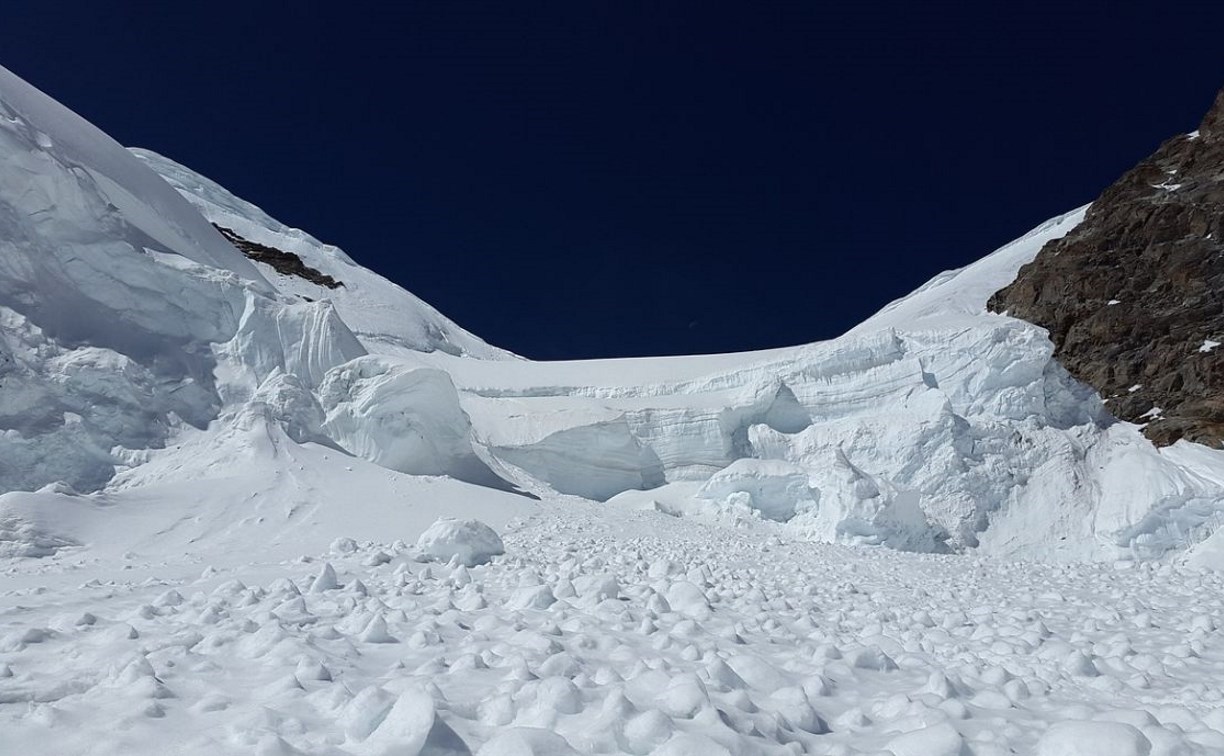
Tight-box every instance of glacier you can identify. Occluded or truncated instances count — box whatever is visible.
[2,60,1224,568]
[6,62,1224,756]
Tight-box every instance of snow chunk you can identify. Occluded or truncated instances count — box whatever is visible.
[696,458,816,521]
[476,728,579,756]
[1036,721,1151,756]
[352,688,448,755]
[415,518,505,567]
[886,723,967,756]
[507,585,557,611]
[651,734,732,756]
[1199,339,1220,353]
[319,357,499,484]
[664,581,711,619]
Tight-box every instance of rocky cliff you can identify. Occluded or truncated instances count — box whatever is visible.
[989,88,1224,446]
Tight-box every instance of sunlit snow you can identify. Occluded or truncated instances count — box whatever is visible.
[3,63,1224,755]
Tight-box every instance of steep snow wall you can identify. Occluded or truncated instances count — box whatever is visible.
[0,65,270,492]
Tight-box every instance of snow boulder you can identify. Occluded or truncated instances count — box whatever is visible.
[319,357,502,486]
[353,687,472,756]
[415,518,505,567]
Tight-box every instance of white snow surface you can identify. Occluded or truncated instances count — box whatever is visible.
[8,498,1224,755]
[5,64,1224,754]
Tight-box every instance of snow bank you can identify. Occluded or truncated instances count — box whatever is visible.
[488,418,665,500]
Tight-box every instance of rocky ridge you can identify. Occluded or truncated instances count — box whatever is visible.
[989,88,1224,446]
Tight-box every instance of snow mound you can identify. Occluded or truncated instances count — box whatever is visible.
[1036,721,1152,756]
[415,517,505,566]
[0,492,78,557]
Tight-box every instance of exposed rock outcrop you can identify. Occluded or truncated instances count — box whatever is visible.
[989,88,1224,446]
[214,224,344,289]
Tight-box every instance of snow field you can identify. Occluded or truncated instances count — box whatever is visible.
[4,505,1224,755]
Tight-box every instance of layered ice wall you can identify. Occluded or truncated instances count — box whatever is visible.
[422,207,1224,563]
[0,64,265,491]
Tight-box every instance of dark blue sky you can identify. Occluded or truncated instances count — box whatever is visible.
[8,3,1224,358]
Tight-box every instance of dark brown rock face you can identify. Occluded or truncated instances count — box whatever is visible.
[213,224,344,290]
[988,88,1224,447]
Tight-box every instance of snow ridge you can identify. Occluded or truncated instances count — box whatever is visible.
[130,148,515,362]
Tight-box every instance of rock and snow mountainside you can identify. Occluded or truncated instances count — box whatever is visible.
[2,62,1224,567]
[417,205,1224,565]
[7,64,1224,755]
[991,87,1224,449]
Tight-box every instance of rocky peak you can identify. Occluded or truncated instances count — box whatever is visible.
[988,87,1224,447]
[1198,88,1224,142]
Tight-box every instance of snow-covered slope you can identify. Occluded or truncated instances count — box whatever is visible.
[0,65,514,498]
[130,148,515,362]
[0,67,265,285]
